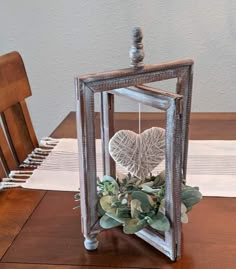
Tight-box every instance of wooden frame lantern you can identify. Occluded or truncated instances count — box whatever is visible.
[75,28,193,261]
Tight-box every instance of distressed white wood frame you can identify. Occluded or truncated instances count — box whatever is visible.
[75,59,193,261]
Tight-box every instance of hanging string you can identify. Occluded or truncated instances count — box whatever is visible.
[138,103,141,134]
[138,103,142,177]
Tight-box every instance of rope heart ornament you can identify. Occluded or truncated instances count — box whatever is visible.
[109,127,165,179]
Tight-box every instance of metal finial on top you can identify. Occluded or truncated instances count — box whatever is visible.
[129,27,144,68]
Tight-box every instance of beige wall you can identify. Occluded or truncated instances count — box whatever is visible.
[1,1,236,138]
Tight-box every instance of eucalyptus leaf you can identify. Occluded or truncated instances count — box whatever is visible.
[102,175,116,183]
[74,193,80,201]
[102,175,119,192]
[97,200,106,215]
[158,199,165,214]
[123,218,147,234]
[181,203,189,224]
[141,181,154,188]
[141,185,159,194]
[131,191,154,212]
[100,196,116,214]
[116,207,131,219]
[130,199,143,218]
[181,187,202,209]
[148,212,170,231]
[126,185,140,191]
[181,212,189,224]
[186,206,192,213]
[181,203,187,214]
[145,210,156,218]
[99,215,122,229]
[105,212,126,224]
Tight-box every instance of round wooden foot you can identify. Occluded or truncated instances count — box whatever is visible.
[84,237,99,250]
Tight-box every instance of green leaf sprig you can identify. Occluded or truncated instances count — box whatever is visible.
[97,171,202,234]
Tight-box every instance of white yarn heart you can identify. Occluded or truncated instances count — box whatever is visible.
[109,127,165,179]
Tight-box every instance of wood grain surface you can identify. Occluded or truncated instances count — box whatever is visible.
[1,112,236,269]
[0,189,45,259]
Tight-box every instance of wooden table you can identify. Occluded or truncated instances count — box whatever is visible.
[0,112,236,269]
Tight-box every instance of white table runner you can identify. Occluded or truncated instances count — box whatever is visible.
[21,139,236,197]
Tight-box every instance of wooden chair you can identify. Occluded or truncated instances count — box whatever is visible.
[0,51,38,178]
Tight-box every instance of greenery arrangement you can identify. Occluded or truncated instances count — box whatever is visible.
[96,171,202,234]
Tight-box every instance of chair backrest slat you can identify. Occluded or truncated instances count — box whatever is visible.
[0,51,38,178]
[0,52,31,111]
[20,100,38,148]
[0,124,17,174]
[0,159,7,178]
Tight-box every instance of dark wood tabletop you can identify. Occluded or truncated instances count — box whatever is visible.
[0,112,236,269]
